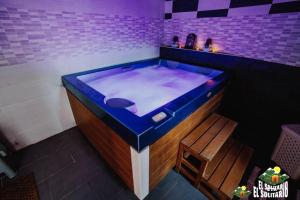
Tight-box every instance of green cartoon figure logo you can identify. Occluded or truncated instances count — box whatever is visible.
[253,166,289,198]
[233,185,251,198]
[258,166,289,185]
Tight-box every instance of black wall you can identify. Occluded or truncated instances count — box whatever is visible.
[160,47,300,163]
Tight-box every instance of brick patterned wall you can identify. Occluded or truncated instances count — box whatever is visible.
[165,0,300,19]
[163,13,300,66]
[0,7,163,66]
[164,0,300,67]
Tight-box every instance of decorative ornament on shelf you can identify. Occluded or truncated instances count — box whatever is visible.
[170,36,179,48]
[184,33,197,50]
[203,38,213,52]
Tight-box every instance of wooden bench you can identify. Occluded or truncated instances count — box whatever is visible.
[176,113,254,199]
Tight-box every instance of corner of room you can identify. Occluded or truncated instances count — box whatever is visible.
[0,0,299,200]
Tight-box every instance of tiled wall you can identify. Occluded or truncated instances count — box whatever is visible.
[0,0,163,150]
[163,0,300,67]
[0,7,162,66]
[165,0,300,19]
[0,0,298,149]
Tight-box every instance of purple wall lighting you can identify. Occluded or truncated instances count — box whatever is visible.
[163,13,300,67]
[1,0,300,67]
[0,4,163,66]
[164,0,300,67]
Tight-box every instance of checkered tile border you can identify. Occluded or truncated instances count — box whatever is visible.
[164,0,300,67]
[163,12,300,67]
[165,0,300,19]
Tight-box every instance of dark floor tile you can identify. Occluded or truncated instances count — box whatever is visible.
[146,171,207,200]
[145,171,178,200]
[61,183,98,200]
[18,128,81,166]
[161,177,207,200]
[55,128,94,154]
[18,150,74,184]
[37,180,53,200]
[88,168,130,200]
[47,156,104,200]
[70,139,105,169]
[112,188,138,200]
[15,127,209,200]
[17,127,103,184]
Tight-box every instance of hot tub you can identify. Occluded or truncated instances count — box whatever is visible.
[62,58,227,199]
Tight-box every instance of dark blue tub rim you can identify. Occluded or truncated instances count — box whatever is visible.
[62,58,228,151]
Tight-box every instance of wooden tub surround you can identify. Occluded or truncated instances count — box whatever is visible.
[66,89,223,199]
[149,90,224,191]
[67,91,134,189]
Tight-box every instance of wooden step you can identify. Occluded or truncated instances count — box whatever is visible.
[200,141,254,199]
[203,139,234,180]
[207,140,243,189]
[201,120,238,161]
[177,113,239,189]
[181,113,221,147]
[181,113,237,162]
[190,117,229,155]
[220,145,254,198]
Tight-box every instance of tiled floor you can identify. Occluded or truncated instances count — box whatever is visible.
[16,127,208,200]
